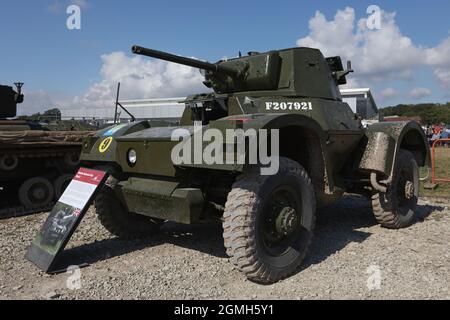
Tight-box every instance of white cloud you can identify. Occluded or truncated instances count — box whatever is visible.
[433,68,450,89]
[296,7,450,91]
[342,76,361,89]
[72,51,206,108]
[425,36,450,89]
[298,8,358,60]
[425,36,450,68]
[408,87,432,99]
[297,8,423,81]
[16,90,58,116]
[378,88,397,101]
[15,50,207,115]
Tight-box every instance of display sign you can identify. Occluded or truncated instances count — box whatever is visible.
[26,168,108,273]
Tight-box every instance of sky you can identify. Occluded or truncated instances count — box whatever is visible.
[1,0,450,115]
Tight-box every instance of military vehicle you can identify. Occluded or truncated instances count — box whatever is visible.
[0,83,92,217]
[80,46,430,283]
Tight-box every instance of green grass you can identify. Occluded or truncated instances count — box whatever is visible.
[420,147,450,198]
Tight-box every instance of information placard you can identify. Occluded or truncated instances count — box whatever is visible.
[26,168,108,273]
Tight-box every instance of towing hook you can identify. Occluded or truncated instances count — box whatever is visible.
[370,172,388,193]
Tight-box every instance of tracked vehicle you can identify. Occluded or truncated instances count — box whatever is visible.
[0,83,91,217]
[80,46,430,283]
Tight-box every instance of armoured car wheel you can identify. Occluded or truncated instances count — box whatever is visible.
[223,157,316,284]
[94,176,163,239]
[19,177,55,209]
[372,150,419,229]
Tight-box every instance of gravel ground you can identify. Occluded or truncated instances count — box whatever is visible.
[0,196,449,300]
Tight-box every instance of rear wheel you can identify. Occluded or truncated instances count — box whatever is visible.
[372,150,420,229]
[94,176,163,239]
[223,157,316,284]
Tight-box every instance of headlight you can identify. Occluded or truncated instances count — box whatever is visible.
[127,149,137,166]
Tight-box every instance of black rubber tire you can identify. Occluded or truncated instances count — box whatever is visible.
[94,177,162,239]
[372,150,420,229]
[19,177,55,209]
[223,157,316,284]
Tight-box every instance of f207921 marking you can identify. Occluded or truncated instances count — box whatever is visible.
[266,101,313,111]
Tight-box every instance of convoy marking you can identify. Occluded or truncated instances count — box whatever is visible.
[98,137,113,153]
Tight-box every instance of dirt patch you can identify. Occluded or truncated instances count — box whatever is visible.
[0,196,449,300]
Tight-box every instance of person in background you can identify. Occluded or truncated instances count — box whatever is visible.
[434,124,442,135]
[442,128,450,139]
[441,126,450,147]
[430,131,441,146]
[426,125,434,138]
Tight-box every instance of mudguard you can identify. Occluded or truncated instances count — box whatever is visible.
[359,121,430,181]
[198,113,329,168]
[205,113,335,192]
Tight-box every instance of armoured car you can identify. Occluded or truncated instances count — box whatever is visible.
[80,46,430,283]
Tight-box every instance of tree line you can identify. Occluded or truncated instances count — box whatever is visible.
[381,103,450,125]
[17,108,61,122]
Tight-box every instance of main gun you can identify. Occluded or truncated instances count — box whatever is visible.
[131,45,281,94]
[132,46,239,77]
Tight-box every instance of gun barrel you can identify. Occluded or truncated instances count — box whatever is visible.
[132,46,237,76]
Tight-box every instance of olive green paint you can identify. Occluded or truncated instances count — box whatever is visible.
[80,46,430,224]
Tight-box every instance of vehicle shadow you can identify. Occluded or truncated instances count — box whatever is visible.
[56,222,227,270]
[55,196,446,272]
[415,202,445,221]
[300,196,375,270]
[299,196,446,271]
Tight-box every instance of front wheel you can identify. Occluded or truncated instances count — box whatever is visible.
[94,176,163,239]
[223,157,316,284]
[372,150,420,229]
